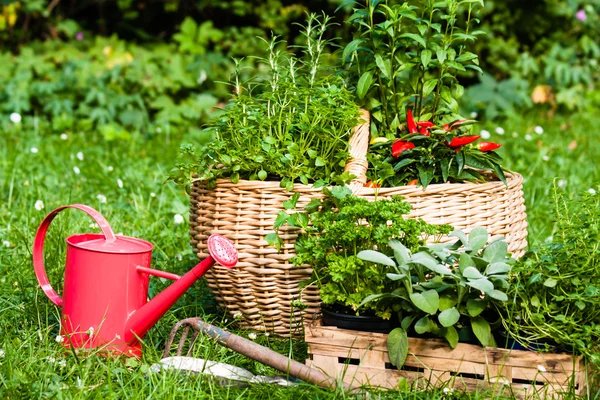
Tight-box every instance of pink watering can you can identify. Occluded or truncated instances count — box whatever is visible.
[33,204,237,357]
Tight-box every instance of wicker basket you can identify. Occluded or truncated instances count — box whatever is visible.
[189,111,528,336]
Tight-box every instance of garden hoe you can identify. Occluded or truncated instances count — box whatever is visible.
[158,317,357,393]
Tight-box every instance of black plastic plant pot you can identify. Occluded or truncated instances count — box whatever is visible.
[321,305,394,334]
[495,331,570,353]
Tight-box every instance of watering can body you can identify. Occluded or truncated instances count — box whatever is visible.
[33,205,237,357]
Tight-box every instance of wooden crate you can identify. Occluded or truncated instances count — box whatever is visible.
[305,323,592,398]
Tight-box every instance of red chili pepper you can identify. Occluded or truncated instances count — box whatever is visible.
[406,109,417,134]
[478,142,502,152]
[407,179,418,186]
[392,140,415,158]
[447,135,480,148]
[417,121,434,136]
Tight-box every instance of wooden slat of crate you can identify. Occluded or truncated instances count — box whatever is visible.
[305,323,587,397]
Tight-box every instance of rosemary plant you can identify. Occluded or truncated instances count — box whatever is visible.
[170,13,360,190]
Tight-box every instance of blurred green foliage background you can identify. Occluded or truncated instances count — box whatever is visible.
[1,0,599,138]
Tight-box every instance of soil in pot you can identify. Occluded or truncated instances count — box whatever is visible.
[321,304,395,334]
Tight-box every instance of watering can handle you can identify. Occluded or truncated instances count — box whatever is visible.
[32,204,117,306]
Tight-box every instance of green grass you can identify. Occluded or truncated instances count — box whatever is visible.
[0,110,597,399]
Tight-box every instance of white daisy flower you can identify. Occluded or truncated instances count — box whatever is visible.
[545,235,554,243]
[60,133,68,140]
[534,126,544,135]
[173,214,185,225]
[0,349,5,358]
[57,359,67,368]
[443,387,455,394]
[2,240,11,247]
[542,155,550,161]
[495,127,505,135]
[264,332,270,337]
[89,222,99,229]
[10,112,21,124]
[96,194,107,204]
[558,179,567,189]
[55,335,65,343]
[35,200,44,211]
[73,166,81,175]
[525,134,533,141]
[480,130,491,140]
[588,188,596,195]
[156,127,162,133]
[117,179,123,188]
[150,192,156,197]
[537,365,547,373]
[248,332,257,340]
[470,111,478,118]
[76,377,83,388]
[107,166,114,172]
[31,148,39,154]
[233,312,243,319]
[76,152,84,161]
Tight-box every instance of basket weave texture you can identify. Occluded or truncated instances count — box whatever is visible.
[189,111,528,336]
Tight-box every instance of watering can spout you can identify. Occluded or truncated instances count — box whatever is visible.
[124,235,238,345]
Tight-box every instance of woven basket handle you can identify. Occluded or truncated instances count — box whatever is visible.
[344,109,370,191]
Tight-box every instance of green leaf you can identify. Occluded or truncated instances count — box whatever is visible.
[400,33,426,48]
[471,316,495,347]
[273,211,289,229]
[410,252,452,275]
[544,278,558,288]
[482,239,508,263]
[401,315,417,330]
[282,193,300,210]
[466,278,494,294]
[417,165,434,188]
[414,316,433,334]
[422,79,438,97]
[486,262,511,275]
[410,290,439,315]
[459,253,474,272]
[357,250,397,267]
[439,294,457,311]
[442,326,459,348]
[357,71,374,99]
[264,233,282,250]
[375,53,391,79]
[387,328,409,368]
[466,298,487,317]
[488,290,508,302]
[389,240,410,266]
[315,157,326,167]
[468,227,489,252]
[438,307,460,327]
[421,50,432,68]
[436,49,447,64]
[462,266,484,280]
[386,273,407,281]
[342,38,364,63]
[449,230,468,246]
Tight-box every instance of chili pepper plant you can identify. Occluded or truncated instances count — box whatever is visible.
[342,0,506,188]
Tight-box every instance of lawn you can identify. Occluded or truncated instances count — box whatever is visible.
[0,110,598,399]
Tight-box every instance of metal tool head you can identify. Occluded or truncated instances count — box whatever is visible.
[207,234,238,268]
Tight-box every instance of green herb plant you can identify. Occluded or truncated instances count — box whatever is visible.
[502,185,600,366]
[169,13,361,190]
[357,228,513,368]
[273,186,450,318]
